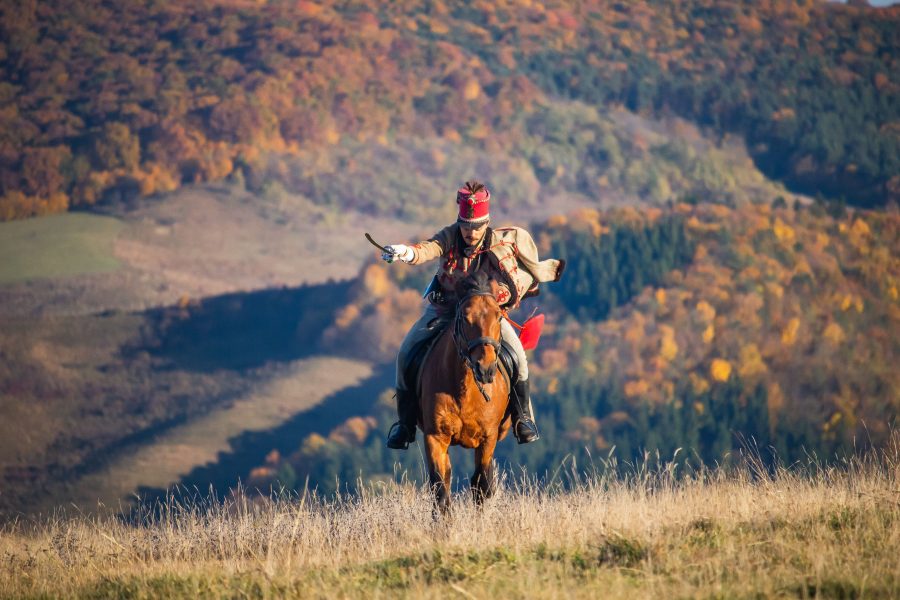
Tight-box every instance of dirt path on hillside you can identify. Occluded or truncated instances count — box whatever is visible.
[67,357,372,512]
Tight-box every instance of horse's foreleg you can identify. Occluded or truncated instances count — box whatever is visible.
[471,436,498,504]
[424,434,452,515]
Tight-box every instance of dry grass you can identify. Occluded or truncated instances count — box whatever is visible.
[2,439,898,599]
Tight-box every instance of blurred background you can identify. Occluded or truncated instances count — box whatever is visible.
[0,0,897,519]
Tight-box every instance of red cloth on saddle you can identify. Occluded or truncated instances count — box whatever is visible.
[518,314,544,351]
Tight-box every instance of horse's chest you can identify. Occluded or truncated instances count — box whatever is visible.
[457,407,489,448]
[433,388,506,448]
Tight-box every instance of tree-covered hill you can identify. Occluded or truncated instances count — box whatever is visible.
[2,0,897,220]
[248,202,899,493]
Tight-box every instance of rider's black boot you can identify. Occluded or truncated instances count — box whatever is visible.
[511,379,540,444]
[386,388,418,450]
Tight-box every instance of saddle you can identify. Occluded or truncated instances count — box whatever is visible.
[404,317,520,402]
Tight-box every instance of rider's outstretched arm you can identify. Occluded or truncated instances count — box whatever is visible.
[382,225,455,265]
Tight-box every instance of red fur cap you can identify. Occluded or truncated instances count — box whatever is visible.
[456,185,491,223]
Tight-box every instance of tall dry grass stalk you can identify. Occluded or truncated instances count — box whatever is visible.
[2,438,898,599]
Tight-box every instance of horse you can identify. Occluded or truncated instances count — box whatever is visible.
[417,271,512,514]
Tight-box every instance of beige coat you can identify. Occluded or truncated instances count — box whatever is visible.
[411,224,565,308]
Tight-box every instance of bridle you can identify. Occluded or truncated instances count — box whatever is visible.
[452,290,501,402]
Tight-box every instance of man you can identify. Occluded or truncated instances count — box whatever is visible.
[381,180,565,450]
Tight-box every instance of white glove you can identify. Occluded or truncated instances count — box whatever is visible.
[382,244,414,264]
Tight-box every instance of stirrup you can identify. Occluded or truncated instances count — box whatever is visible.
[386,421,416,450]
[514,418,540,444]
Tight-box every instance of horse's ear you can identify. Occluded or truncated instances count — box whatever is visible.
[489,279,501,298]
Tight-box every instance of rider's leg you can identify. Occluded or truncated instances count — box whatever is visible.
[500,319,540,444]
[387,304,441,449]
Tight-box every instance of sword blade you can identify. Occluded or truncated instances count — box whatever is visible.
[365,232,391,254]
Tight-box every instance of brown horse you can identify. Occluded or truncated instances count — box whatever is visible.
[418,272,512,514]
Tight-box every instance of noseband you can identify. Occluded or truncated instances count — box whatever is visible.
[453,290,501,402]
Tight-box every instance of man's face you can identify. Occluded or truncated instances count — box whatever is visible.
[460,221,488,247]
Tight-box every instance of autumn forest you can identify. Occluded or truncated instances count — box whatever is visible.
[2,0,899,221]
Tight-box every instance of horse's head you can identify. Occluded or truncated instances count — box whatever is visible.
[454,272,503,384]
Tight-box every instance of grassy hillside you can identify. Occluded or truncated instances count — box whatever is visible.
[1,0,896,219]
[1,443,897,598]
[0,182,430,319]
[0,212,121,283]
[0,280,354,518]
[64,357,373,514]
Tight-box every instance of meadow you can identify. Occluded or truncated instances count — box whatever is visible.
[2,439,897,599]
[0,213,122,284]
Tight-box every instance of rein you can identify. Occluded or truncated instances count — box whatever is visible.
[501,305,539,331]
[452,291,501,403]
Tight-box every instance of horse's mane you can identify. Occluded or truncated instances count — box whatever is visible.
[455,271,494,301]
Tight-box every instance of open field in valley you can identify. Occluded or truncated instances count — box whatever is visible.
[65,357,373,513]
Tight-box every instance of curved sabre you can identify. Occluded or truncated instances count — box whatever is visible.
[365,232,391,254]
